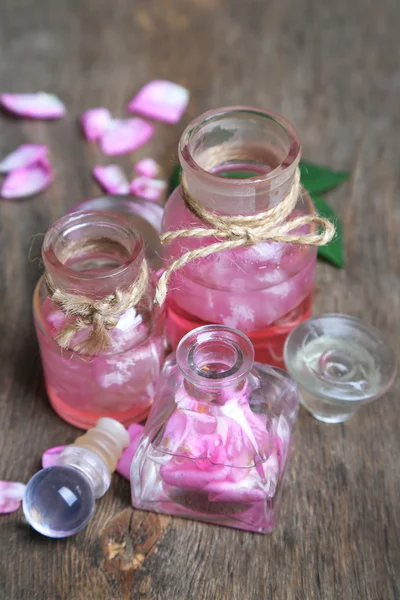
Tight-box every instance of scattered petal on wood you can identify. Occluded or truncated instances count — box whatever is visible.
[116,424,144,480]
[100,118,154,156]
[128,80,189,124]
[0,481,26,514]
[42,446,67,469]
[0,92,66,119]
[0,144,48,174]
[130,176,167,201]
[0,162,53,199]
[135,158,160,178]
[81,108,112,141]
[93,165,130,195]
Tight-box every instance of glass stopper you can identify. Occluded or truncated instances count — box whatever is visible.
[284,314,396,423]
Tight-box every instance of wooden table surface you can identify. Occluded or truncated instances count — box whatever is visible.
[0,0,399,598]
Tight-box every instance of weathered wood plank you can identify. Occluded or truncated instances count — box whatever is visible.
[0,0,399,598]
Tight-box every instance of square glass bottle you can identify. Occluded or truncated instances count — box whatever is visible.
[131,325,299,533]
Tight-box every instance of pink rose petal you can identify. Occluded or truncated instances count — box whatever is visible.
[100,118,154,156]
[128,80,189,124]
[1,92,66,119]
[46,309,67,335]
[155,268,165,281]
[1,162,53,199]
[160,458,229,490]
[81,108,112,141]
[42,445,66,469]
[116,424,144,480]
[0,144,48,173]
[205,480,267,503]
[0,481,26,514]
[135,158,160,178]
[130,176,166,201]
[93,165,130,195]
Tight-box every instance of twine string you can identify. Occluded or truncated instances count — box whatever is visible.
[45,238,149,355]
[155,166,335,305]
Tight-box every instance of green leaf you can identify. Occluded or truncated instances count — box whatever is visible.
[311,192,344,268]
[168,163,182,195]
[300,160,349,194]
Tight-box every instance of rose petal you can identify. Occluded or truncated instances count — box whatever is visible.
[205,480,267,503]
[81,108,112,141]
[93,165,130,195]
[42,445,66,469]
[127,423,145,441]
[0,144,48,174]
[116,424,144,480]
[135,158,160,178]
[130,176,166,201]
[46,309,67,335]
[155,268,165,281]
[100,118,154,156]
[220,402,261,454]
[1,162,53,199]
[0,481,26,514]
[0,92,66,119]
[160,458,229,490]
[128,80,189,124]
[159,410,190,454]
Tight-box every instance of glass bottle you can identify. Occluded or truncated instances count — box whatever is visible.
[33,211,166,429]
[162,106,317,367]
[23,418,129,537]
[131,325,299,534]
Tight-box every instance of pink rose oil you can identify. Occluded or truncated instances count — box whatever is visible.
[33,211,166,429]
[162,107,316,367]
[131,325,299,533]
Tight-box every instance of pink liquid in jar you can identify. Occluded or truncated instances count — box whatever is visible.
[33,211,166,429]
[162,107,318,366]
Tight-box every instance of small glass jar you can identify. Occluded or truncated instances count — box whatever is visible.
[131,325,299,534]
[33,211,166,429]
[162,106,316,367]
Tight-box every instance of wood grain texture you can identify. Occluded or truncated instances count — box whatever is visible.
[0,0,399,598]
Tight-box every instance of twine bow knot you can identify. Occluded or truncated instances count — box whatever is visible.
[155,167,335,305]
[45,260,149,355]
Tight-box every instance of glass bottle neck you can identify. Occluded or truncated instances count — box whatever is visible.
[183,378,248,405]
[179,106,301,215]
[42,211,145,298]
[176,325,254,406]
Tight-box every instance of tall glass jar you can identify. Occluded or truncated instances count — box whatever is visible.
[131,325,299,533]
[33,211,166,429]
[162,106,317,367]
